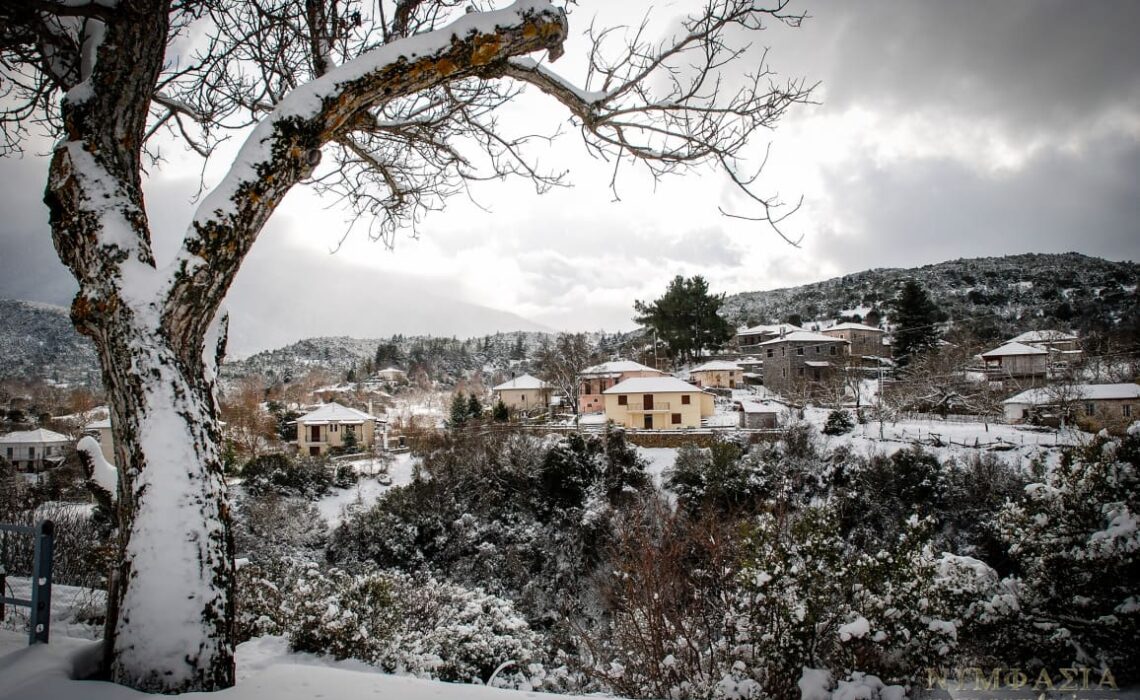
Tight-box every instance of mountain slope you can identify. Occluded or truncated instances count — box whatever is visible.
[0,299,100,386]
[723,252,1139,340]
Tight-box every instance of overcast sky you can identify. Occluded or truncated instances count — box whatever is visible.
[1,0,1138,356]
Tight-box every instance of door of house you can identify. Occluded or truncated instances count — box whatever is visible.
[643,394,654,410]
[310,425,321,442]
[644,414,654,429]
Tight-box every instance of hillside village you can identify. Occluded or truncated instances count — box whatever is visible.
[1,258,1138,700]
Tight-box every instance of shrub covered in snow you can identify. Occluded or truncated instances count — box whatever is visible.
[240,452,356,498]
[823,409,855,435]
[328,429,650,622]
[235,559,549,687]
[991,428,1140,679]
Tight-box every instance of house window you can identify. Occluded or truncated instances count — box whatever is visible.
[781,368,786,378]
[796,347,804,356]
[830,346,837,355]
[767,349,773,358]
[814,346,820,354]
[28,447,36,459]
[1085,403,1095,416]
[5,447,11,459]
[521,394,526,402]
[781,348,786,357]
[618,395,628,406]
[1125,404,1133,418]
[671,413,682,425]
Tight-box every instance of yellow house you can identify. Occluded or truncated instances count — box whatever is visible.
[603,377,715,429]
[492,374,552,412]
[295,402,379,456]
[689,360,742,389]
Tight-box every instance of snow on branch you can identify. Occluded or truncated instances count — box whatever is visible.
[162,0,568,343]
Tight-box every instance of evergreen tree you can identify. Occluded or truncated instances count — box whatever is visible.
[492,399,510,423]
[891,280,942,366]
[633,275,734,364]
[449,392,470,429]
[466,393,483,420]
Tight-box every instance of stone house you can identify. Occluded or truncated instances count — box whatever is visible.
[0,428,72,471]
[492,374,552,412]
[757,331,849,396]
[1002,383,1138,433]
[980,342,1048,380]
[821,322,887,361]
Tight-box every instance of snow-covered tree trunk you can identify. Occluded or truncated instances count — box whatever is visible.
[37,2,569,691]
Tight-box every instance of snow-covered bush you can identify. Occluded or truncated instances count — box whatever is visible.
[235,559,548,687]
[329,430,649,622]
[823,409,855,435]
[233,492,329,562]
[991,427,1140,679]
[240,452,354,497]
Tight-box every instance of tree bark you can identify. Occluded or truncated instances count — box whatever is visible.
[39,1,567,691]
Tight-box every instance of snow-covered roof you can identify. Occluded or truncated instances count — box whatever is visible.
[823,322,884,333]
[1005,330,1078,344]
[0,428,71,444]
[691,360,742,372]
[738,323,803,337]
[757,331,849,346]
[85,418,112,430]
[295,402,378,425]
[1003,383,1140,405]
[738,400,781,414]
[580,360,662,376]
[981,341,1047,357]
[493,374,549,391]
[604,377,705,394]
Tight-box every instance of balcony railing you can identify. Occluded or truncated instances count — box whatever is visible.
[626,401,672,412]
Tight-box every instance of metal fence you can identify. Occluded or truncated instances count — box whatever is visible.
[0,519,55,644]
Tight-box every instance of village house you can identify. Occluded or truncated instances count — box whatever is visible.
[757,331,849,396]
[821,322,887,360]
[689,360,743,389]
[603,376,715,430]
[0,428,72,471]
[1005,330,1080,353]
[735,323,803,352]
[980,341,1048,380]
[1002,383,1139,432]
[492,374,552,412]
[577,360,664,413]
[374,366,407,383]
[295,402,381,456]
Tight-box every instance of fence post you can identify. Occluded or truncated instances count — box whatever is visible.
[29,519,54,645]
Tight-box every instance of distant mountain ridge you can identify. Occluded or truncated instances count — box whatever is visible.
[3,254,1137,387]
[722,252,1139,340]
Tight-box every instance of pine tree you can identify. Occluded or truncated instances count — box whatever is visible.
[633,275,734,364]
[466,393,483,420]
[449,392,470,429]
[891,280,943,366]
[492,399,510,423]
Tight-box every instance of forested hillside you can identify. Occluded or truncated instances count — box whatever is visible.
[723,253,1139,341]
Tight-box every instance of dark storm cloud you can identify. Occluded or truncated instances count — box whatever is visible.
[0,155,76,305]
[765,0,1140,131]
[813,135,1140,273]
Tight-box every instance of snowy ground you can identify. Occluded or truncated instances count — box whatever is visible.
[0,631,574,700]
[315,452,417,528]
